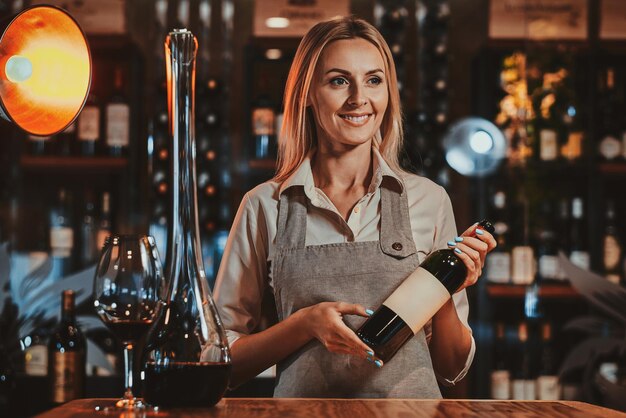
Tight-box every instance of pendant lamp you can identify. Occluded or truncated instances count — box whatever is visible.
[0,5,91,136]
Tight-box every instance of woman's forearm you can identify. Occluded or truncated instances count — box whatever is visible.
[428,298,472,382]
[228,308,313,387]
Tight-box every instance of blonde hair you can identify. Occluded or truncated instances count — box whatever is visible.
[274,16,405,183]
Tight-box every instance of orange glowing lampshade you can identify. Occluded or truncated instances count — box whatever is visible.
[0,5,91,136]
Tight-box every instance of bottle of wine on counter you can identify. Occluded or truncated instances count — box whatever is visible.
[491,321,511,400]
[357,220,494,363]
[511,321,536,400]
[48,290,86,404]
[536,322,560,400]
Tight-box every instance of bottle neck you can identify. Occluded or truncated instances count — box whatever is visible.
[61,292,76,323]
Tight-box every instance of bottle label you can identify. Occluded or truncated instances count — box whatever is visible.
[382,266,450,334]
[540,129,558,161]
[490,370,511,399]
[606,274,621,285]
[24,345,48,376]
[512,379,537,400]
[599,135,621,160]
[570,251,590,271]
[50,227,74,254]
[78,106,100,141]
[603,235,622,270]
[538,255,559,280]
[511,246,535,285]
[106,103,130,147]
[252,107,275,136]
[52,351,84,403]
[537,375,560,400]
[486,252,511,283]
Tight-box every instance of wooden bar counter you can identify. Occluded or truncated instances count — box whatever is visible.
[34,398,626,418]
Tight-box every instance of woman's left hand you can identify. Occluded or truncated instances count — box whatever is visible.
[447,223,497,292]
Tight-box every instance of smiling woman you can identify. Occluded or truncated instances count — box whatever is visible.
[213,16,496,399]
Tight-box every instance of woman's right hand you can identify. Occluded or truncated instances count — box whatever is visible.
[299,301,378,362]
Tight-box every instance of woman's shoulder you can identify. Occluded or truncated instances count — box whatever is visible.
[243,180,282,207]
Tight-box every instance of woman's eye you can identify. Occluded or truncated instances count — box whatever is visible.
[330,77,348,86]
[368,76,382,85]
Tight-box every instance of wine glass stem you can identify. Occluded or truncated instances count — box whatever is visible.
[123,343,135,401]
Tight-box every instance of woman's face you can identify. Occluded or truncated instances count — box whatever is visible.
[308,38,389,152]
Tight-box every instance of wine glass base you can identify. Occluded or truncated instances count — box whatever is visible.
[94,398,159,413]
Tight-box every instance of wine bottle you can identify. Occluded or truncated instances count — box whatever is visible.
[511,198,535,285]
[49,188,74,278]
[23,332,48,376]
[27,134,52,156]
[535,202,559,282]
[96,192,112,252]
[79,189,97,268]
[603,200,623,285]
[490,321,511,400]
[536,322,560,400]
[48,290,86,404]
[511,321,536,400]
[598,68,623,161]
[251,77,276,159]
[356,220,494,363]
[569,197,589,271]
[105,67,130,157]
[56,122,75,156]
[77,92,101,156]
[486,190,511,283]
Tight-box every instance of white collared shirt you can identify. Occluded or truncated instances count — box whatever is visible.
[214,148,475,386]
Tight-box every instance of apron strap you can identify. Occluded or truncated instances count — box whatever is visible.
[276,187,308,250]
[380,186,417,258]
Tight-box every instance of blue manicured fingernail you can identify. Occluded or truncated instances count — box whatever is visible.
[475,228,484,235]
[447,241,456,247]
[365,356,373,362]
[374,360,383,368]
[366,350,374,356]
[455,236,464,242]
[454,248,463,255]
[365,309,374,316]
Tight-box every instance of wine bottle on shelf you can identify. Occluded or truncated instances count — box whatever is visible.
[598,67,623,161]
[536,322,560,400]
[79,189,98,268]
[105,67,130,157]
[56,122,75,156]
[28,134,52,156]
[357,220,494,364]
[555,198,570,280]
[535,201,559,282]
[511,321,536,400]
[48,290,86,404]
[49,188,74,279]
[77,92,101,156]
[511,199,535,285]
[491,321,511,400]
[251,77,277,159]
[603,200,623,285]
[96,192,112,252]
[569,197,589,271]
[486,190,511,284]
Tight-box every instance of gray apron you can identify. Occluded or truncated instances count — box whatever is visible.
[269,184,442,398]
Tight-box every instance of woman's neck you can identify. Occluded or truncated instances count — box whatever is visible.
[311,142,373,192]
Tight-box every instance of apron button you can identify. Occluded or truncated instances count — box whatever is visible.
[392,242,403,251]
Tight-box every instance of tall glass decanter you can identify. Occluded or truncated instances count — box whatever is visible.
[144,29,231,408]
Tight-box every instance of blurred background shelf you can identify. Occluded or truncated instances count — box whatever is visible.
[20,156,128,172]
[486,284,581,299]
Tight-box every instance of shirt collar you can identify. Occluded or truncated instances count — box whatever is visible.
[279,147,405,197]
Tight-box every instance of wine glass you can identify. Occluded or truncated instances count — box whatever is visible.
[93,235,165,410]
